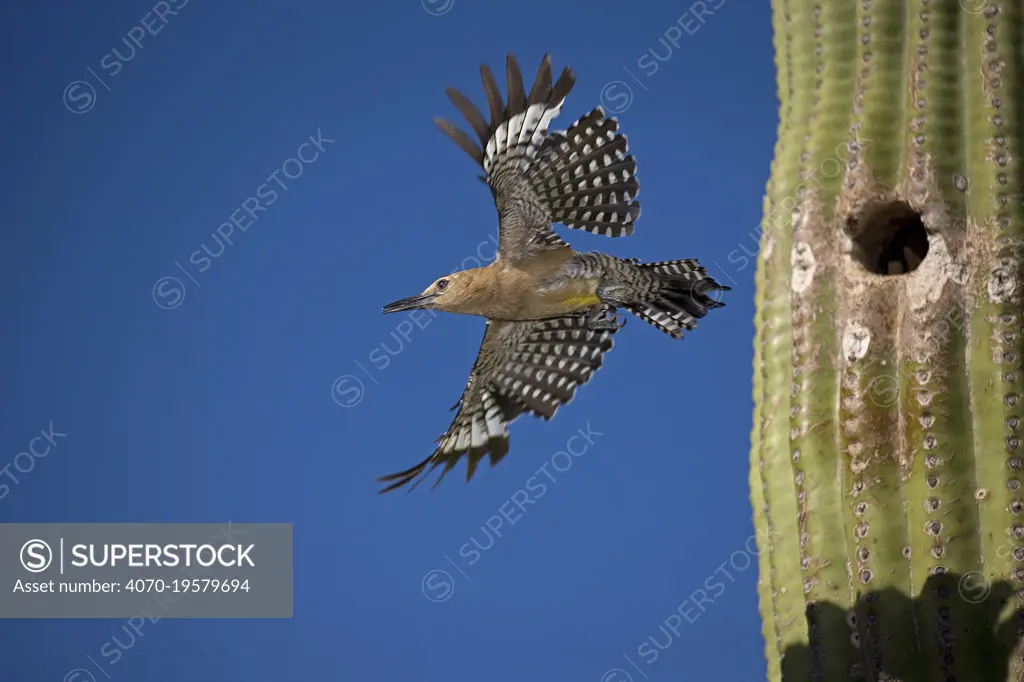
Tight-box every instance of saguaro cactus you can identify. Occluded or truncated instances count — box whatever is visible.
[750,0,1023,680]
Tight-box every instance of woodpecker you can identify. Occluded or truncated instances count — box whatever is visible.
[377,53,730,493]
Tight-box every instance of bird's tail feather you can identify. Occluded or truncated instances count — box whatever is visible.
[622,259,730,340]
[433,53,640,240]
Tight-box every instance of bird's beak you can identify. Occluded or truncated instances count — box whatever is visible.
[382,292,439,314]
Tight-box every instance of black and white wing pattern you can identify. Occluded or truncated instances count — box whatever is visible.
[377,314,619,493]
[433,53,642,262]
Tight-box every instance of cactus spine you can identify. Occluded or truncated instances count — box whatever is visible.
[751,0,1023,680]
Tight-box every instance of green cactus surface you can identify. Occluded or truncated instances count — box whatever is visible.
[750,0,1024,679]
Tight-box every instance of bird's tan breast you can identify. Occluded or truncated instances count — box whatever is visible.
[479,260,600,321]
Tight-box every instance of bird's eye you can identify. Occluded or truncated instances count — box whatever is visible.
[436,279,449,291]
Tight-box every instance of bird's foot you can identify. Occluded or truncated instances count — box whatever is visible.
[585,306,627,332]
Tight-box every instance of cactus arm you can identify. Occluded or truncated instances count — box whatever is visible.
[753,1,1024,680]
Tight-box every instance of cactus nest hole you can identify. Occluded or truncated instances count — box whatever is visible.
[850,201,929,276]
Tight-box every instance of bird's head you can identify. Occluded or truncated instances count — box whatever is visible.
[382,271,484,316]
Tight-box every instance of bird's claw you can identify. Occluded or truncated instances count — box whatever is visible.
[586,307,627,332]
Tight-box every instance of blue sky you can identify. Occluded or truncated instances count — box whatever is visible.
[2,1,777,679]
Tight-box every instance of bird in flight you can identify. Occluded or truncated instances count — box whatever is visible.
[377,53,729,493]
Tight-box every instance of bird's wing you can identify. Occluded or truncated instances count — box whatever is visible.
[433,53,641,263]
[377,312,619,493]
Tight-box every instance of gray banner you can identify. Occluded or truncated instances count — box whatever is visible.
[0,523,292,618]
